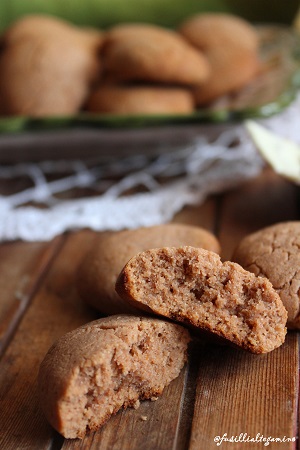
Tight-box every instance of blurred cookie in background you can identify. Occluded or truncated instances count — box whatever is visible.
[179,13,260,105]
[0,15,104,116]
[85,84,195,115]
[102,23,211,85]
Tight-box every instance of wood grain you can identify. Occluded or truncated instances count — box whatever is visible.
[59,201,220,450]
[217,169,299,261]
[189,334,298,450]
[0,169,299,450]
[0,231,99,450]
[191,169,300,450]
[174,199,218,235]
[0,237,64,357]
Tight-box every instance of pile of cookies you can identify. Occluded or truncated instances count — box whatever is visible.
[37,221,298,440]
[0,13,260,117]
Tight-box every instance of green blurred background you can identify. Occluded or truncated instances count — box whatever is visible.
[0,0,299,30]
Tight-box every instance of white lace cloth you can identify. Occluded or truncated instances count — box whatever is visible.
[0,95,300,242]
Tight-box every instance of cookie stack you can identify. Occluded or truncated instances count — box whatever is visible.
[0,13,260,117]
[0,15,103,116]
[87,14,260,115]
[38,222,292,439]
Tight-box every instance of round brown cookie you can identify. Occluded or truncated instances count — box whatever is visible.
[2,15,74,43]
[232,221,300,329]
[179,13,259,53]
[101,23,210,85]
[85,84,195,115]
[116,246,287,354]
[192,48,259,105]
[77,224,220,315]
[38,315,190,439]
[178,13,259,105]
[0,15,103,116]
[2,14,105,50]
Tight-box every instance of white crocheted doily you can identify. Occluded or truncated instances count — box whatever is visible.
[1,94,300,242]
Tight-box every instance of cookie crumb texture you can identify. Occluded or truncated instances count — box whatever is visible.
[116,247,287,354]
[233,221,300,329]
[38,315,190,439]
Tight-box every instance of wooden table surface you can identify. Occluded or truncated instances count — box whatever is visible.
[0,168,299,450]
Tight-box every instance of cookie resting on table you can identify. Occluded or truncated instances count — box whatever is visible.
[233,221,300,329]
[0,15,103,116]
[102,23,210,85]
[38,315,190,439]
[116,246,287,354]
[178,13,259,105]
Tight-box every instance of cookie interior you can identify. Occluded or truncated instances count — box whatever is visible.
[117,247,287,354]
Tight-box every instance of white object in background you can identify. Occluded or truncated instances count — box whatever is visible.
[2,91,300,242]
[245,120,300,183]
[0,127,263,242]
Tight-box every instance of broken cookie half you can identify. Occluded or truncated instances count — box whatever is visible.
[38,315,190,439]
[116,246,287,354]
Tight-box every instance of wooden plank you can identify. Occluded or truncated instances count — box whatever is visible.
[0,237,64,357]
[60,336,202,450]
[0,230,99,450]
[187,169,299,450]
[218,169,299,261]
[0,199,219,450]
[60,202,219,450]
[2,170,298,450]
[189,334,298,450]
[174,199,218,235]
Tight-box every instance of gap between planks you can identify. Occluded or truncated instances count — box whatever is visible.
[0,230,100,450]
[0,234,66,359]
[2,170,298,450]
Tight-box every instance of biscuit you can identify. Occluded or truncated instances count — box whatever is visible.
[102,24,210,85]
[179,13,259,53]
[233,221,300,329]
[116,246,287,354]
[85,84,194,115]
[38,315,190,439]
[0,15,103,116]
[178,13,259,104]
[3,15,104,49]
[77,224,221,315]
[3,15,85,42]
